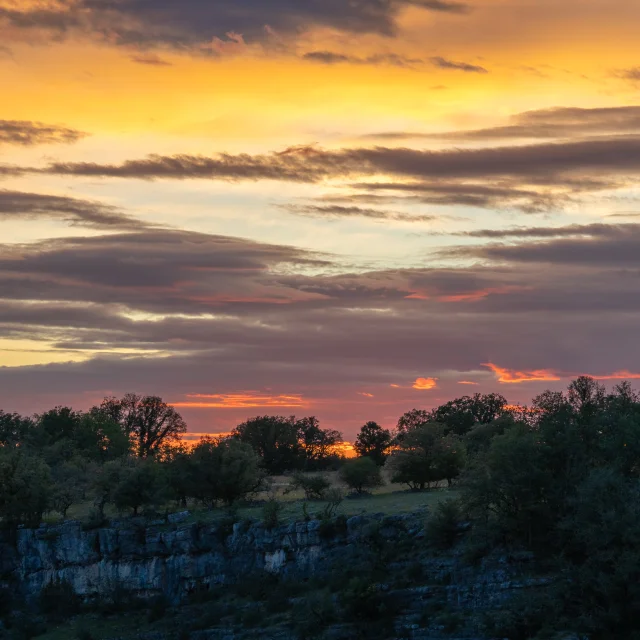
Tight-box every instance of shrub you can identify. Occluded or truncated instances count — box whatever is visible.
[289,472,331,500]
[262,498,282,529]
[339,458,383,494]
[425,499,463,549]
[39,578,81,621]
[290,590,337,639]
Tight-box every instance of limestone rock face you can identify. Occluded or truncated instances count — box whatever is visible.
[0,511,538,617]
[0,516,338,604]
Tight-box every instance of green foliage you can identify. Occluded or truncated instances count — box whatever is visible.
[39,579,81,621]
[339,577,392,622]
[339,457,383,494]
[289,472,331,500]
[290,590,337,639]
[111,457,167,516]
[190,436,264,507]
[354,421,392,465]
[262,498,282,529]
[386,423,465,490]
[425,499,463,549]
[0,450,51,526]
[51,457,95,518]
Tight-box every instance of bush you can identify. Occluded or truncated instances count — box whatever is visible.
[39,579,81,621]
[425,499,463,549]
[146,595,169,623]
[290,590,337,639]
[289,472,331,500]
[262,498,282,529]
[339,458,383,494]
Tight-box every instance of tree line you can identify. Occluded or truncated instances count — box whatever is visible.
[0,389,511,526]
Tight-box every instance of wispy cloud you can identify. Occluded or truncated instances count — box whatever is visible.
[0,120,86,146]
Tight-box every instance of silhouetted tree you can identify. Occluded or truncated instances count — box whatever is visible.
[296,417,343,470]
[354,421,392,465]
[395,409,430,440]
[387,423,464,490]
[0,410,32,448]
[97,394,186,457]
[232,416,301,474]
[429,393,508,436]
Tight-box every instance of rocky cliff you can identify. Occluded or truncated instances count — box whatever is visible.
[0,511,540,607]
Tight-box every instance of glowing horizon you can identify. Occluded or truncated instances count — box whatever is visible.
[3,0,640,438]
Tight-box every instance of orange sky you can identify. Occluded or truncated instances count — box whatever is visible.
[2,0,640,437]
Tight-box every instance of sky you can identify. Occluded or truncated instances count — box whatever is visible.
[2,0,640,438]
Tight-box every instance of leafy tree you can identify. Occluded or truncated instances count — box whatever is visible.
[76,410,131,462]
[164,445,195,507]
[354,421,393,465]
[339,457,383,494]
[232,416,301,474]
[35,406,82,448]
[97,394,187,458]
[295,417,343,470]
[386,423,464,490]
[462,424,552,546]
[0,451,51,526]
[190,437,264,506]
[395,409,430,440]
[51,457,94,519]
[429,393,508,436]
[92,458,130,519]
[463,414,519,455]
[0,410,32,448]
[111,458,167,516]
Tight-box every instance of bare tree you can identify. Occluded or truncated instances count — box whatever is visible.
[98,394,186,457]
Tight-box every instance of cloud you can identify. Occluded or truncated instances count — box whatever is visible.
[616,68,640,82]
[0,190,150,229]
[459,222,634,239]
[0,119,86,146]
[470,224,640,266]
[347,181,564,212]
[0,0,470,51]
[280,203,438,223]
[302,51,422,68]
[483,363,561,384]
[130,53,172,66]
[4,224,640,430]
[362,105,640,142]
[484,363,640,384]
[413,377,438,389]
[42,137,640,187]
[38,136,640,216]
[429,56,488,73]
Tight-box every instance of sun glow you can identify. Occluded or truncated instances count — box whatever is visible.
[173,393,309,409]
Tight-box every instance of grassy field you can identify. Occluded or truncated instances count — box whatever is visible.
[50,471,458,527]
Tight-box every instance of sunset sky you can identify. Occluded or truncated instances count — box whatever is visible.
[2,0,640,437]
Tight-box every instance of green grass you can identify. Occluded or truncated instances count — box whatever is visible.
[43,471,458,527]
